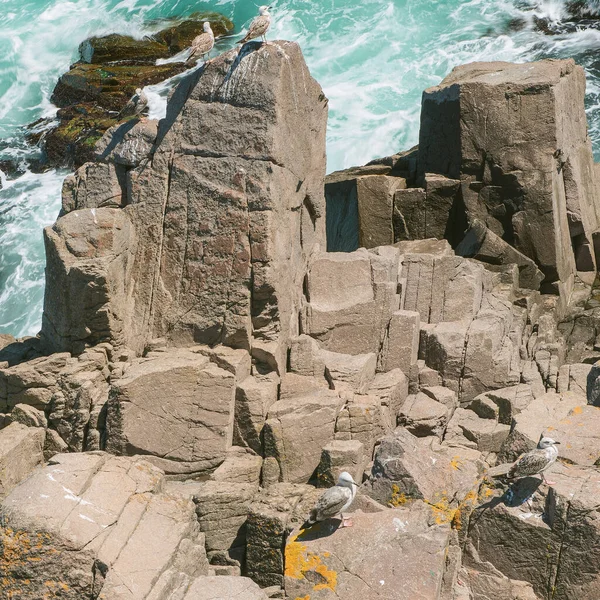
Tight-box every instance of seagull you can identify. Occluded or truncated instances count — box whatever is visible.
[238,5,271,44]
[507,436,561,485]
[306,471,358,529]
[186,22,215,65]
[119,88,148,120]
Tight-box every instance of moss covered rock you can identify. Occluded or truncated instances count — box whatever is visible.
[34,11,233,168]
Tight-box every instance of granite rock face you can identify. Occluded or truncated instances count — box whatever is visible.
[7,42,600,600]
[42,41,328,368]
[0,453,210,599]
[420,59,600,298]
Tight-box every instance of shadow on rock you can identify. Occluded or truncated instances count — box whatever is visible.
[502,476,542,507]
[297,519,341,541]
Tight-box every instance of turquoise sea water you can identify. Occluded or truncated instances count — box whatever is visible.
[1,0,600,336]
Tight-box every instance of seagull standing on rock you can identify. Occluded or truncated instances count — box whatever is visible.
[186,22,215,65]
[119,87,148,120]
[507,437,561,485]
[238,6,271,45]
[306,471,358,529]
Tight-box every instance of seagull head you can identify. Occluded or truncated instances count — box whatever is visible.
[203,21,212,33]
[135,88,142,96]
[337,471,358,488]
[259,5,271,15]
[538,437,560,449]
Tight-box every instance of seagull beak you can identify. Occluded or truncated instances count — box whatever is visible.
[554,441,561,444]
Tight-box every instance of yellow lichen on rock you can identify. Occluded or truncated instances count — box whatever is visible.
[285,530,337,593]
[389,483,408,507]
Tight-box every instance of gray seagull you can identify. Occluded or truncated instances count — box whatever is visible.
[306,471,358,529]
[238,5,271,44]
[119,87,148,120]
[186,22,215,65]
[508,436,561,485]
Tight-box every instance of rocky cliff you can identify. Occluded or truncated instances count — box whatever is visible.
[1,43,600,600]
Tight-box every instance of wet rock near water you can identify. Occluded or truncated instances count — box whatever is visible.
[28,12,233,169]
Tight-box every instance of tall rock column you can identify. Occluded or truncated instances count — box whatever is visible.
[42,41,328,367]
[419,59,600,300]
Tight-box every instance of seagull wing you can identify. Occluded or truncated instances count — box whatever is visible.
[310,486,352,523]
[191,32,214,56]
[118,94,139,118]
[238,15,270,43]
[508,449,549,478]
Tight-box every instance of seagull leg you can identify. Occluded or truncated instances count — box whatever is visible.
[340,513,353,528]
[542,472,556,486]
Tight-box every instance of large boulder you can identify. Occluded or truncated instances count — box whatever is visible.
[0,423,45,498]
[106,349,239,474]
[263,389,344,483]
[0,452,209,599]
[466,463,600,599]
[42,41,328,367]
[419,59,600,298]
[284,503,453,600]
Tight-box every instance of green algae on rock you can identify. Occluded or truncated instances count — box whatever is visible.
[32,12,233,169]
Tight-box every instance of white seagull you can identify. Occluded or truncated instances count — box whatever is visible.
[306,471,358,529]
[238,5,271,44]
[119,88,148,120]
[507,436,561,485]
[187,22,215,65]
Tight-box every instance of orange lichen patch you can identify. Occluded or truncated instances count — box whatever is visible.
[547,426,555,431]
[450,456,463,470]
[389,484,408,507]
[295,596,311,600]
[285,530,337,593]
[570,406,583,415]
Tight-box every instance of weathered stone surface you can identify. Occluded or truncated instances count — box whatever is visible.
[445,408,511,452]
[364,428,483,508]
[467,463,600,599]
[316,440,366,487]
[10,403,47,428]
[285,503,452,600]
[0,453,209,599]
[61,161,126,213]
[0,423,45,498]
[246,483,319,587]
[398,392,453,439]
[42,208,136,354]
[234,374,278,454]
[368,368,409,429]
[456,219,544,290]
[303,250,383,355]
[43,42,328,363]
[470,384,535,425]
[379,310,420,374]
[420,59,600,299]
[194,480,257,553]
[335,394,389,450]
[182,576,268,600]
[263,390,344,483]
[357,175,407,248]
[94,119,158,167]
[499,391,600,466]
[289,334,325,379]
[106,349,237,474]
[325,169,406,251]
[319,349,376,394]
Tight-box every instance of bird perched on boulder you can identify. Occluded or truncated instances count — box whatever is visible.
[186,22,215,65]
[119,87,148,120]
[507,436,561,485]
[238,5,271,44]
[305,471,358,529]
